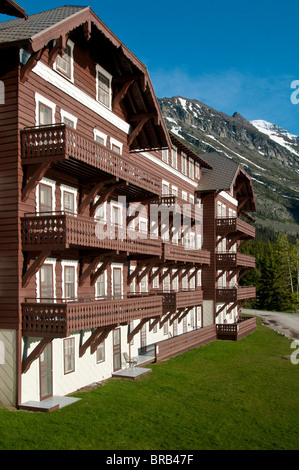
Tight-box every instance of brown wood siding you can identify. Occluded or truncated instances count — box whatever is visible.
[0,50,20,329]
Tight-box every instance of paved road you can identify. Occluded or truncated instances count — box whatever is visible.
[242,308,299,341]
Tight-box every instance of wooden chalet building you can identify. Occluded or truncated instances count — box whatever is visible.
[0,5,257,409]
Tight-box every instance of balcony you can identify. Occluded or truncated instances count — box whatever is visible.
[216,287,256,303]
[21,295,163,338]
[163,242,210,265]
[21,212,162,257]
[216,316,257,341]
[161,289,203,312]
[20,124,161,197]
[150,195,202,221]
[216,252,256,269]
[216,217,255,239]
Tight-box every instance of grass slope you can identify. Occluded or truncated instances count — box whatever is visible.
[0,318,298,450]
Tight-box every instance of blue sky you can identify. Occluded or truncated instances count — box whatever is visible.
[1,0,299,134]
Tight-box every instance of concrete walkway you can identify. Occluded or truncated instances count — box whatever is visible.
[242,308,299,341]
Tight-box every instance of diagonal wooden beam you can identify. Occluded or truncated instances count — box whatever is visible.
[112,79,135,110]
[159,311,173,328]
[78,178,118,215]
[127,117,150,147]
[90,182,128,217]
[91,256,115,286]
[22,338,52,374]
[128,318,149,343]
[21,161,52,202]
[79,327,103,358]
[90,325,117,355]
[20,48,45,83]
[136,258,161,284]
[22,250,52,288]
[79,255,109,287]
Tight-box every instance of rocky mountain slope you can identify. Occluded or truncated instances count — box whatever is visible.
[158,96,299,238]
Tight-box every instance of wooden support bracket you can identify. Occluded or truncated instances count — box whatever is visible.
[22,250,52,288]
[21,161,52,202]
[22,338,52,374]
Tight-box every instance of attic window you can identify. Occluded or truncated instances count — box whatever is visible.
[54,40,74,82]
[96,64,112,109]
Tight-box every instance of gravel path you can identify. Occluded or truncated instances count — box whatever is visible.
[242,308,299,341]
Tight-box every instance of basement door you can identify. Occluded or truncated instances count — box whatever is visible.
[39,343,53,401]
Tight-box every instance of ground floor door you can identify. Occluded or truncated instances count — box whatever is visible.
[113,328,121,371]
[39,343,53,401]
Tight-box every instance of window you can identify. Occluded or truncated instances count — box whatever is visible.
[110,137,123,155]
[111,202,122,227]
[112,265,123,299]
[189,158,194,179]
[54,40,74,82]
[35,93,56,126]
[172,270,178,291]
[96,64,112,109]
[94,200,106,222]
[162,181,169,196]
[181,152,187,175]
[40,265,54,302]
[163,321,169,336]
[162,269,170,292]
[96,341,105,363]
[152,268,159,289]
[94,129,107,146]
[139,270,148,293]
[172,186,178,197]
[139,217,147,234]
[171,147,177,169]
[61,109,77,129]
[162,149,168,163]
[62,261,78,300]
[95,264,107,298]
[182,191,188,201]
[182,271,188,290]
[64,338,75,374]
[39,183,52,213]
[61,184,77,215]
[195,162,200,179]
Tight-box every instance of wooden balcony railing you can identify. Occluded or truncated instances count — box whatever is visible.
[216,217,255,238]
[163,242,210,265]
[216,252,256,269]
[21,212,162,257]
[21,295,163,338]
[162,289,204,312]
[150,195,202,221]
[20,124,161,195]
[216,286,256,302]
[216,316,256,341]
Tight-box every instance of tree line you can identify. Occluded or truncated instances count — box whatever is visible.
[240,231,299,313]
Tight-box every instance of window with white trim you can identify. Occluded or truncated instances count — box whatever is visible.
[162,149,169,163]
[61,109,77,128]
[195,161,200,179]
[95,263,107,298]
[96,64,112,109]
[110,137,123,155]
[60,184,77,215]
[96,341,105,363]
[188,158,194,180]
[37,178,56,214]
[181,152,187,175]
[35,93,56,126]
[152,268,159,289]
[171,146,177,169]
[62,261,78,300]
[64,337,75,374]
[94,129,107,146]
[54,40,74,82]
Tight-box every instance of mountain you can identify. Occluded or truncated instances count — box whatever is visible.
[158,96,299,239]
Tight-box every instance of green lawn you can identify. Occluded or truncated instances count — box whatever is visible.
[0,318,298,450]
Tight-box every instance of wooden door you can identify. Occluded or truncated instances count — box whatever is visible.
[113,328,121,371]
[39,343,53,401]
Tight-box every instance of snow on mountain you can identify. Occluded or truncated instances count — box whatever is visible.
[251,120,299,156]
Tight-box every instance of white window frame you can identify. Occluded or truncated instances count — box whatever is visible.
[172,269,178,291]
[110,200,123,227]
[60,184,77,215]
[111,263,123,298]
[110,137,123,155]
[162,149,169,163]
[139,268,148,293]
[63,337,75,374]
[36,177,56,214]
[152,267,159,289]
[172,185,178,197]
[60,109,77,128]
[96,64,112,109]
[195,161,200,179]
[54,39,74,83]
[35,92,56,126]
[162,180,169,196]
[93,128,108,146]
[95,262,108,298]
[182,190,188,201]
[61,260,78,300]
[181,152,187,175]
[171,146,177,169]
[36,258,57,302]
[188,157,194,180]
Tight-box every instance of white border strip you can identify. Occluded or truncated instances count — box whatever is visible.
[32,62,131,134]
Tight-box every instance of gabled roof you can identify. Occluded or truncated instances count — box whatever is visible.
[0,5,171,152]
[196,152,257,213]
[0,0,28,19]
